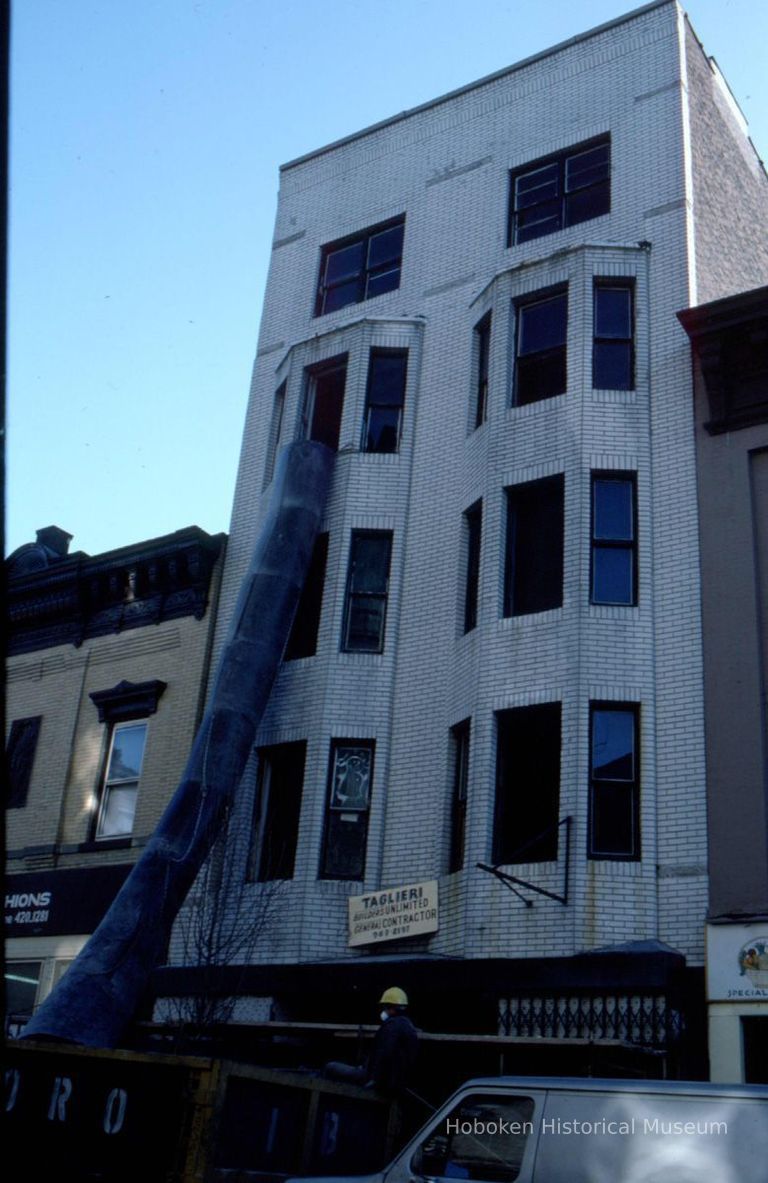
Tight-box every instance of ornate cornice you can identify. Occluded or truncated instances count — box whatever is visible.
[678,285,768,435]
[7,527,226,656]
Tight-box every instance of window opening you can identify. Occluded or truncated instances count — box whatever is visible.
[505,475,564,615]
[589,703,640,859]
[363,349,408,453]
[510,136,610,245]
[342,531,393,653]
[320,741,374,880]
[304,356,348,451]
[316,218,405,316]
[515,290,567,405]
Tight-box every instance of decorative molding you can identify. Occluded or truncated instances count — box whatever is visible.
[6,527,225,656]
[678,285,768,434]
[89,679,167,724]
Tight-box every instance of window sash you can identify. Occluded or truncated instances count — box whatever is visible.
[345,594,388,651]
[518,295,567,355]
[565,142,610,193]
[511,137,610,246]
[342,532,393,652]
[367,223,404,269]
[96,721,147,839]
[589,704,640,859]
[316,219,404,316]
[363,350,408,453]
[321,741,374,880]
[590,474,637,605]
[515,291,568,406]
[97,783,139,839]
[593,282,634,390]
[328,745,373,811]
[324,240,364,284]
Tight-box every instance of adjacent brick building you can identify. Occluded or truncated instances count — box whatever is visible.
[159,0,768,1077]
[5,525,225,1032]
[679,285,768,1083]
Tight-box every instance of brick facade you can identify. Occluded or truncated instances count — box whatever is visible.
[166,1,768,1065]
[5,527,225,1029]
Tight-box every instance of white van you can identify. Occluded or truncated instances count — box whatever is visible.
[293,1076,768,1183]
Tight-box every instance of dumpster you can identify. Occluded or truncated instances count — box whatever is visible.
[3,1040,401,1182]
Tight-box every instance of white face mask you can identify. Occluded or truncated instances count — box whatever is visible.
[380,1010,390,1023]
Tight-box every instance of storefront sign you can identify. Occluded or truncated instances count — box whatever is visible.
[707,922,768,1000]
[5,866,132,937]
[348,879,438,947]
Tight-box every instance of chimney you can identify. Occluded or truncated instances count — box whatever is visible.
[36,526,73,556]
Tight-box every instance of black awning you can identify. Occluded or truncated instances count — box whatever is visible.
[153,944,687,1011]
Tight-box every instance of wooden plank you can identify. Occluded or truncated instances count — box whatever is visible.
[200,1022,639,1049]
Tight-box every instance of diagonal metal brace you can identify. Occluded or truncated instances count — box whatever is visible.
[477,816,571,906]
[477,862,534,906]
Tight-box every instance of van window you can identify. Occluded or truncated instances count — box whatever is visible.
[413,1094,535,1182]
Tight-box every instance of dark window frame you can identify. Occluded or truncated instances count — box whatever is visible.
[449,720,470,873]
[263,380,287,487]
[248,741,307,882]
[590,471,637,606]
[5,716,42,809]
[593,279,635,390]
[362,348,408,454]
[508,135,611,246]
[463,500,482,634]
[588,702,641,861]
[302,354,348,452]
[494,702,562,864]
[315,216,405,317]
[473,312,491,429]
[341,530,393,654]
[513,286,568,406]
[504,474,565,617]
[319,739,375,881]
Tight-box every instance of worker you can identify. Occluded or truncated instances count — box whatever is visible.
[325,987,418,1095]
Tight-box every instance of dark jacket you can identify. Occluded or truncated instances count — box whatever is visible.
[367,1013,418,1094]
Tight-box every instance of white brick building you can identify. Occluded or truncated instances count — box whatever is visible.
[161,0,768,1077]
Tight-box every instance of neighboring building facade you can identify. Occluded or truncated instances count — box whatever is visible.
[5,525,225,1033]
[679,286,768,1083]
[160,0,768,1077]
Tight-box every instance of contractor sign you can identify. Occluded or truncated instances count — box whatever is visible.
[348,880,439,947]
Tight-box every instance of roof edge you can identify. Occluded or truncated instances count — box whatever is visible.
[281,0,677,173]
[678,283,768,337]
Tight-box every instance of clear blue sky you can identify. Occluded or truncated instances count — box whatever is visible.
[8,0,768,557]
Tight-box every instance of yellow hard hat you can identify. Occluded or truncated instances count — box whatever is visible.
[379,986,408,1006]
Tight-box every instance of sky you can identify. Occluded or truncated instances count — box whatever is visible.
[7,0,768,558]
